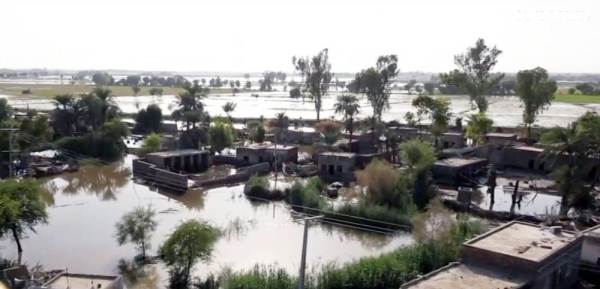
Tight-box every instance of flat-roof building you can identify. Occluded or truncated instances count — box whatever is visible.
[486,132,518,146]
[317,152,357,183]
[145,149,209,173]
[432,157,487,186]
[236,143,299,165]
[402,221,584,289]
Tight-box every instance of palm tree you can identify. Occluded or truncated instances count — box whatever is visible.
[52,94,75,136]
[222,102,237,119]
[172,82,206,130]
[334,94,360,150]
[91,87,118,125]
[269,112,289,145]
[362,114,380,147]
[320,128,340,151]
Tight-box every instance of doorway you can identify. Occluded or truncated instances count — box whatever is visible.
[329,165,335,175]
[528,159,535,170]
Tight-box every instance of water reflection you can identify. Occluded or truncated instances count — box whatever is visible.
[116,259,161,289]
[319,222,400,250]
[40,181,58,206]
[60,162,132,201]
[157,188,205,211]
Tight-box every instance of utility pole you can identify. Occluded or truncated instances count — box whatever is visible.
[297,215,324,289]
[1,127,20,178]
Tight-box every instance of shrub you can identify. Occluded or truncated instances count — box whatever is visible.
[356,159,413,209]
[244,175,271,200]
[285,178,326,214]
[55,133,123,161]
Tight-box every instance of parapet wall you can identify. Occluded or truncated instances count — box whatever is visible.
[132,159,189,191]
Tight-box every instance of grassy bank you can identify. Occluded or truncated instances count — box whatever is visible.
[0,83,249,98]
[554,93,600,103]
[197,215,486,289]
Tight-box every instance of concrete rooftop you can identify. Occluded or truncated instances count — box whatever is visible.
[320,152,356,158]
[146,149,207,157]
[513,146,545,153]
[464,222,577,262]
[435,157,485,168]
[487,132,517,138]
[45,273,118,289]
[400,263,525,289]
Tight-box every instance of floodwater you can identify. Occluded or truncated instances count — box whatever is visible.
[0,155,411,283]
[7,91,597,128]
[476,185,562,215]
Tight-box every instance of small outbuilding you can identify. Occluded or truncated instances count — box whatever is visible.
[145,149,209,173]
[318,152,356,182]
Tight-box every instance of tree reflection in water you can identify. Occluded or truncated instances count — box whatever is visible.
[318,221,396,249]
[156,188,205,211]
[39,180,58,206]
[116,258,160,289]
[60,162,132,201]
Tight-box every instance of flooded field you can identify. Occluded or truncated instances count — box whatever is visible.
[6,91,597,128]
[0,155,411,283]
[476,186,562,215]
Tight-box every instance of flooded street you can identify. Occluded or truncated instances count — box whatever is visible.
[0,155,411,282]
[6,91,598,128]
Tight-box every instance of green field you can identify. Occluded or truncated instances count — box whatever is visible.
[554,93,600,103]
[0,83,247,99]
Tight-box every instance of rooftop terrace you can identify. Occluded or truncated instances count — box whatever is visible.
[400,263,526,289]
[464,221,577,262]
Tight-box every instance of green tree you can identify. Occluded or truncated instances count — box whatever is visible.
[52,94,76,136]
[268,112,289,145]
[400,139,436,208]
[423,82,436,95]
[315,121,341,150]
[91,86,118,125]
[171,81,206,130]
[101,118,130,140]
[160,220,219,289]
[292,48,333,121]
[0,178,48,264]
[132,85,141,97]
[466,113,493,145]
[222,101,237,118]
[92,72,114,86]
[251,124,266,143]
[115,206,158,260]
[139,133,162,155]
[209,122,234,154]
[289,87,301,100]
[245,81,252,90]
[135,104,163,134]
[0,99,13,122]
[567,88,576,95]
[352,55,398,121]
[411,95,452,146]
[516,67,557,138]
[333,94,360,148]
[440,38,504,113]
[235,80,241,88]
[244,73,250,80]
[17,111,53,150]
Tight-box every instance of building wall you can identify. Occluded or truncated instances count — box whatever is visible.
[145,154,165,168]
[317,155,356,182]
[503,147,599,177]
[236,148,264,165]
[487,135,517,146]
[532,242,582,289]
[132,159,189,191]
[582,237,600,265]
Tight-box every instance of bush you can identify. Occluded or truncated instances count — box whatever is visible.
[356,159,413,209]
[285,178,326,214]
[244,175,271,200]
[330,202,414,231]
[55,133,123,161]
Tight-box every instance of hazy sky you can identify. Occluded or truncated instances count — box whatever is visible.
[1,0,598,73]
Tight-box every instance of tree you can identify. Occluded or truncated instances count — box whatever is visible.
[465,113,493,145]
[315,121,341,150]
[101,118,130,140]
[404,79,417,91]
[17,111,53,150]
[245,81,252,90]
[516,67,557,138]
[0,178,48,264]
[244,74,250,80]
[149,87,163,100]
[91,86,118,125]
[92,72,114,86]
[400,139,436,208]
[0,99,13,122]
[576,83,595,95]
[135,104,163,133]
[171,81,206,130]
[235,80,241,88]
[289,86,301,100]
[352,55,398,120]
[251,124,266,143]
[209,122,235,154]
[160,220,218,289]
[568,88,576,95]
[292,48,333,121]
[440,39,504,113]
[268,112,289,144]
[423,82,436,95]
[222,101,237,118]
[115,206,158,260]
[215,77,222,88]
[52,94,76,136]
[139,133,162,155]
[201,78,206,85]
[333,94,360,148]
[132,85,141,97]
[411,95,452,146]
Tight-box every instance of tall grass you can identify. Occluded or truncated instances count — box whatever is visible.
[329,202,414,231]
[244,175,271,200]
[284,178,327,214]
[196,216,487,289]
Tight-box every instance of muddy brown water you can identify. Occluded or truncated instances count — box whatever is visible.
[0,155,411,285]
